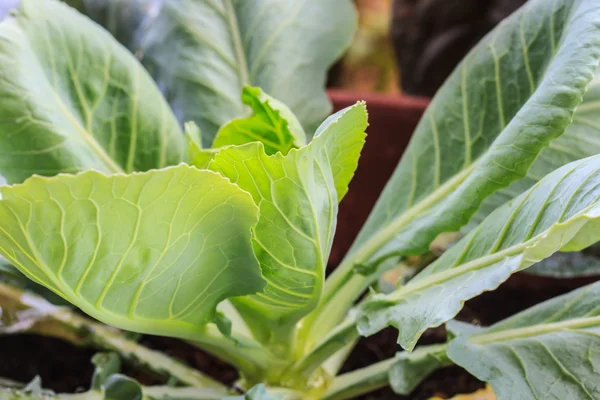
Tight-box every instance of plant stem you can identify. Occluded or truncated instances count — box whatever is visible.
[291,314,359,378]
[321,357,396,400]
[187,329,281,385]
[0,282,226,391]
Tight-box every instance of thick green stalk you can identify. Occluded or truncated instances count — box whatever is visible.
[290,315,360,378]
[321,357,396,400]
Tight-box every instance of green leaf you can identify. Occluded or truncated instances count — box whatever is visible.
[209,104,367,333]
[525,244,600,277]
[185,122,220,170]
[92,352,122,391]
[138,0,357,145]
[62,0,153,51]
[347,0,600,269]
[467,71,600,230]
[358,154,600,350]
[0,165,264,340]
[447,281,600,399]
[0,0,184,184]
[212,86,306,155]
[389,344,450,395]
[103,375,143,400]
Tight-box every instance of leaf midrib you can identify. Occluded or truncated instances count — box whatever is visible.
[472,315,600,344]
[348,163,477,267]
[223,0,249,86]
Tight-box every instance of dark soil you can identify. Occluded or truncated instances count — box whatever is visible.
[1,272,596,399]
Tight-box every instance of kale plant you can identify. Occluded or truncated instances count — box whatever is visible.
[1,0,600,399]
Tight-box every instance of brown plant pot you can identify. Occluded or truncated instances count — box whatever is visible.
[327,90,429,267]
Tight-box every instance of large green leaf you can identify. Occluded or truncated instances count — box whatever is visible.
[467,71,600,230]
[0,165,264,339]
[345,0,600,270]
[138,0,357,145]
[207,104,367,335]
[62,0,153,51]
[358,154,600,350]
[0,0,184,184]
[212,86,306,155]
[447,281,600,400]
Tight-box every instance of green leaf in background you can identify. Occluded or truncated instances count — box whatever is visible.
[0,0,184,184]
[103,375,143,400]
[212,86,306,155]
[62,0,154,52]
[467,71,600,230]
[138,0,357,145]
[447,281,600,400]
[525,244,600,277]
[0,165,264,339]
[358,154,600,350]
[388,344,450,395]
[207,104,367,337]
[91,352,122,391]
[346,0,600,268]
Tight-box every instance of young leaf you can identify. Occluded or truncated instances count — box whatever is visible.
[358,154,600,350]
[467,72,600,230]
[0,0,184,183]
[209,104,367,334]
[447,282,600,399]
[185,122,220,170]
[212,86,306,155]
[138,0,357,145]
[0,165,264,339]
[347,0,600,269]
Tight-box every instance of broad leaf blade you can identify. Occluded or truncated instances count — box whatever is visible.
[348,0,600,268]
[447,282,600,399]
[209,104,367,330]
[139,0,357,145]
[0,165,264,339]
[358,154,600,350]
[0,0,184,183]
[467,72,600,230]
[212,86,306,154]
